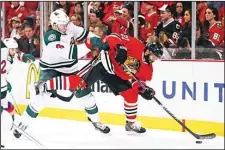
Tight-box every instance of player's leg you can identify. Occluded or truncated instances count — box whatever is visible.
[102,74,146,134]
[1,91,13,149]
[74,62,111,134]
[41,61,111,134]
[13,70,55,138]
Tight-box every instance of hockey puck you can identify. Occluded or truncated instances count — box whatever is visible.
[196,141,202,144]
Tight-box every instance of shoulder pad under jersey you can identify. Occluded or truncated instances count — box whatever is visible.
[44,29,61,46]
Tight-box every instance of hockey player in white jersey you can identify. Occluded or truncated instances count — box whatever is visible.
[1,38,35,118]
[1,38,35,148]
[13,9,110,138]
[1,40,14,149]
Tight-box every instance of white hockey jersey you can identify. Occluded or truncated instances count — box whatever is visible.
[40,22,99,74]
[1,45,10,92]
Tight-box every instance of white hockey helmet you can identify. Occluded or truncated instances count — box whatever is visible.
[50,9,70,26]
[3,38,18,49]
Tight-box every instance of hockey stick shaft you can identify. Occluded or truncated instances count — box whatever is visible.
[9,92,22,115]
[123,64,216,140]
[12,123,48,149]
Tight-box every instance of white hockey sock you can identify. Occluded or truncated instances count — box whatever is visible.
[81,93,100,122]
[19,92,49,127]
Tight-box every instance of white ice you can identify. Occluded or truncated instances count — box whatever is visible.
[5,117,224,149]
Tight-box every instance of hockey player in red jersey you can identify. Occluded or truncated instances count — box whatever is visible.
[42,34,163,134]
[101,34,163,133]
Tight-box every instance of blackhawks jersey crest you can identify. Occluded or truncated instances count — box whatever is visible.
[123,56,140,75]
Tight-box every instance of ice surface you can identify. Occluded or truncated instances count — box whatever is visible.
[5,117,224,149]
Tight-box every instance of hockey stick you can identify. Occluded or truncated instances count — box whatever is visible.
[12,123,48,149]
[123,64,216,140]
[9,92,22,115]
[53,56,99,102]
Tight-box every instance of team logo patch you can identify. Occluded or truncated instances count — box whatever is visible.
[176,24,180,29]
[217,22,222,29]
[48,34,56,41]
[123,56,140,76]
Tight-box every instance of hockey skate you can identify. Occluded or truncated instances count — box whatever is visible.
[13,122,27,138]
[125,121,146,134]
[35,81,48,95]
[88,117,110,134]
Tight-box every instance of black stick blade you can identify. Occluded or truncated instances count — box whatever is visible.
[196,133,216,140]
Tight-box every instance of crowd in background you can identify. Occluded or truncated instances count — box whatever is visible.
[0,1,224,60]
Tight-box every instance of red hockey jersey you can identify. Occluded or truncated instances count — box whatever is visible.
[105,33,153,82]
[208,21,224,46]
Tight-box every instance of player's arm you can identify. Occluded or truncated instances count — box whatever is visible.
[16,51,35,63]
[105,34,128,65]
[67,22,100,43]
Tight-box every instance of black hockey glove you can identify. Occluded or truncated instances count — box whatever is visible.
[115,44,127,65]
[138,86,155,100]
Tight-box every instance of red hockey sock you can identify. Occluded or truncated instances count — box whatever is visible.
[46,75,87,91]
[5,102,15,113]
[120,88,139,122]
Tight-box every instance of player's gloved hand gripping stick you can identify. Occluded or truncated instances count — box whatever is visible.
[123,63,216,140]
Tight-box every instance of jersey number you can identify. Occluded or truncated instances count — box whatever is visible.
[213,33,220,41]
[120,34,129,41]
[172,32,179,40]
[1,60,6,74]
[56,44,65,49]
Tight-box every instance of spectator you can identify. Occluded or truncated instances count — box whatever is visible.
[7,2,29,23]
[70,14,83,27]
[14,23,29,54]
[131,15,153,42]
[33,13,40,37]
[92,2,104,12]
[204,6,224,47]
[106,3,134,35]
[103,2,113,15]
[69,2,83,18]
[196,2,207,25]
[196,20,214,48]
[156,4,181,48]
[103,1,123,29]
[144,2,159,31]
[9,16,21,38]
[24,23,40,57]
[24,2,39,17]
[174,2,185,26]
[196,18,224,60]
[120,3,134,35]
[180,9,192,46]
[54,2,71,15]
[88,9,103,27]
